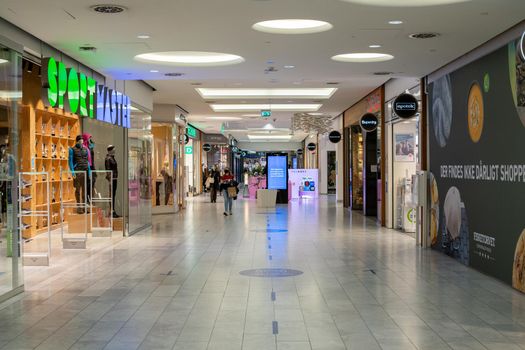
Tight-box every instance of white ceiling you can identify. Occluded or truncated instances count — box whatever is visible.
[1,0,524,139]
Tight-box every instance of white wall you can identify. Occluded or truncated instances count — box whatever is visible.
[335,116,344,202]
[318,133,336,195]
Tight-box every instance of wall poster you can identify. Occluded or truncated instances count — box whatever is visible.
[428,33,525,293]
[394,133,415,162]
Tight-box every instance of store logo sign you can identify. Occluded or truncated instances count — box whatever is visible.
[360,113,378,132]
[41,56,130,128]
[393,93,418,119]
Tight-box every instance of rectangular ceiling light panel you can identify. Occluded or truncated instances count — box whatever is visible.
[247,134,292,140]
[210,104,322,112]
[197,88,336,99]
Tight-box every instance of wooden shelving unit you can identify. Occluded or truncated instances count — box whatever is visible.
[20,106,80,239]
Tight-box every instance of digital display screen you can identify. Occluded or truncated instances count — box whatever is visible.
[267,155,287,190]
[292,157,297,169]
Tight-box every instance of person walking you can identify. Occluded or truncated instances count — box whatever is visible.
[220,169,235,216]
[208,168,220,203]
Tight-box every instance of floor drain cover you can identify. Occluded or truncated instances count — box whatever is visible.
[239,268,303,277]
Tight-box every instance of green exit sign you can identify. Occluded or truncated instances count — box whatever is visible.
[187,124,197,138]
[185,146,193,155]
[261,110,271,118]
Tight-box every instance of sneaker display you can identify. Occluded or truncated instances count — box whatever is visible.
[21,195,32,202]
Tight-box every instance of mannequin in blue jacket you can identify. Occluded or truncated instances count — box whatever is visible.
[69,135,91,214]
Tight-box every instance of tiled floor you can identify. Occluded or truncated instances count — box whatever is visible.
[0,196,525,350]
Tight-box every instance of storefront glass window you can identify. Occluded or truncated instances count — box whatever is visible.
[128,110,152,234]
[0,44,22,300]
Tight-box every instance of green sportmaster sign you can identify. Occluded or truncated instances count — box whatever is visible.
[42,57,131,128]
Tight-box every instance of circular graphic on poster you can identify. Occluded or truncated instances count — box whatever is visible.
[467,82,484,143]
[431,75,453,147]
[429,173,439,246]
[442,186,469,265]
[508,37,525,127]
[512,229,525,293]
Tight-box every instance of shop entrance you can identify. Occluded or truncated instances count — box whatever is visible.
[386,115,419,235]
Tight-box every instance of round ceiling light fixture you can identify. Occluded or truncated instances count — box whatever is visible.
[252,19,333,34]
[369,44,382,48]
[339,0,470,6]
[331,53,394,63]
[135,51,245,67]
[137,34,150,39]
[91,4,127,13]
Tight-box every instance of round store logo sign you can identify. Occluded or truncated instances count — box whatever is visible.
[520,31,525,61]
[360,113,378,132]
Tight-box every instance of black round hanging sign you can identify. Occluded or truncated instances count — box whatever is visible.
[393,93,419,119]
[307,143,316,152]
[296,149,304,156]
[203,143,212,152]
[360,113,378,132]
[328,131,342,144]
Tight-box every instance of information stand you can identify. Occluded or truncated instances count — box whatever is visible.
[90,170,113,237]
[60,170,88,249]
[19,172,51,266]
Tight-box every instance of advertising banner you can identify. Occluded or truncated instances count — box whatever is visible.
[288,169,319,199]
[428,34,525,292]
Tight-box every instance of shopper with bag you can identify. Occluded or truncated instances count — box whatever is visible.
[220,169,236,216]
[206,169,218,203]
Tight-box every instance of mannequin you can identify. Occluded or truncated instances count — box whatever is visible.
[69,135,91,214]
[82,133,97,191]
[105,145,119,218]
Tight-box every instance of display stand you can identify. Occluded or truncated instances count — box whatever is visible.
[19,172,51,266]
[90,170,113,238]
[60,170,88,249]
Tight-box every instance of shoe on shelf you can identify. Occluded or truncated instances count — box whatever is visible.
[21,180,32,188]
[21,195,32,202]
[223,212,228,216]
[21,223,31,230]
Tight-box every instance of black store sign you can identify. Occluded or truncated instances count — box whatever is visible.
[203,143,212,152]
[307,143,316,152]
[360,113,378,132]
[393,93,419,119]
[296,149,304,156]
[328,130,342,144]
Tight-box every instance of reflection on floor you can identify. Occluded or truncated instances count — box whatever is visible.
[0,196,524,350]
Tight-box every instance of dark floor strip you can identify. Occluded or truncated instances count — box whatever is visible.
[272,321,279,334]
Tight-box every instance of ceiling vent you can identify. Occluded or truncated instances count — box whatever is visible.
[373,71,393,76]
[164,72,184,77]
[409,32,440,39]
[191,82,202,86]
[91,4,127,13]
[265,66,278,73]
[79,46,97,52]
[326,82,340,85]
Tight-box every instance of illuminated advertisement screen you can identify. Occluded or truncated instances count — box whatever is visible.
[267,155,287,190]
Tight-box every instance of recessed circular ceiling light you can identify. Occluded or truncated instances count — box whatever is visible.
[135,51,245,67]
[284,65,295,69]
[91,4,127,13]
[331,53,394,63]
[149,69,159,73]
[369,44,382,48]
[340,0,470,6]
[252,19,333,34]
[388,20,404,24]
[137,34,150,39]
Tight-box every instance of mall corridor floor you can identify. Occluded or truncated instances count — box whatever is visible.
[1,197,525,350]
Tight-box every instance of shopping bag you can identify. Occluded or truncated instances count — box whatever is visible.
[227,186,237,198]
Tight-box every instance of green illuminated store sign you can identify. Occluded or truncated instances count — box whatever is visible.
[186,124,197,138]
[185,146,193,154]
[42,56,130,128]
